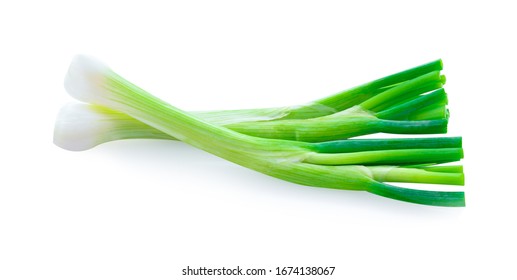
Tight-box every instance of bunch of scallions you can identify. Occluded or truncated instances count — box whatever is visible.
[54,55,465,206]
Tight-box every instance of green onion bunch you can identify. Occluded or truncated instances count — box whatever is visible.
[54,55,465,206]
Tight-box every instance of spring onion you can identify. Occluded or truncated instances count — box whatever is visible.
[55,60,447,150]
[59,55,464,206]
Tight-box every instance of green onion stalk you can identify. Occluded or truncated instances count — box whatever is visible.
[59,55,464,206]
[55,59,447,151]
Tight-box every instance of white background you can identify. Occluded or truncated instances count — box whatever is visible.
[1,1,515,279]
